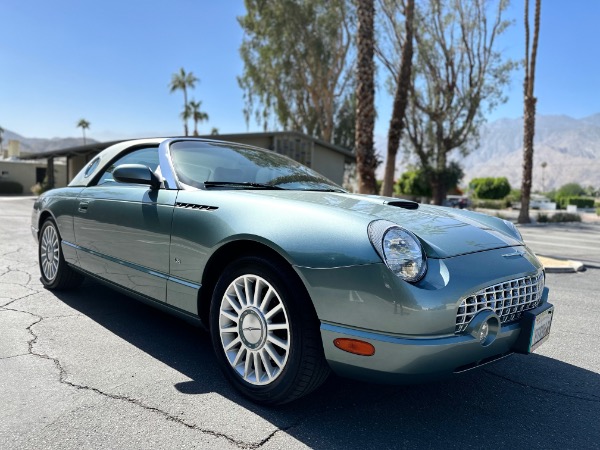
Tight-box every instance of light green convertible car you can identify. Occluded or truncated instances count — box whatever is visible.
[32,138,554,404]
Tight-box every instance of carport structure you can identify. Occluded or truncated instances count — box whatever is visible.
[20,132,355,188]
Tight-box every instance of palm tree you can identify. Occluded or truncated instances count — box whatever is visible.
[77,119,90,145]
[188,100,209,136]
[354,0,377,194]
[518,0,542,224]
[180,104,192,135]
[169,68,199,136]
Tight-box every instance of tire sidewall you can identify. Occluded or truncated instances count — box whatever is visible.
[209,256,307,403]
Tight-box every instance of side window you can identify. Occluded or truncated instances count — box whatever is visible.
[95,147,159,186]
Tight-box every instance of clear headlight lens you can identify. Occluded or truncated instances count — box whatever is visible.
[368,220,427,282]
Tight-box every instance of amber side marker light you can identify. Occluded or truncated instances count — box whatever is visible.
[333,338,375,356]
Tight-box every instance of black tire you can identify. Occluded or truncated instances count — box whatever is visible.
[209,256,330,405]
[39,219,84,290]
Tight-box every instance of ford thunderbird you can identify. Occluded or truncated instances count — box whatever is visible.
[32,138,553,404]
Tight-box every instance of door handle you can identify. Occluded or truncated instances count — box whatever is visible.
[78,201,89,213]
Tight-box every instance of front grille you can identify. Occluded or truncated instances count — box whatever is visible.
[455,271,544,333]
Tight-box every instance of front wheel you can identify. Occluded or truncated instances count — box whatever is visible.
[209,256,329,405]
[39,219,84,290]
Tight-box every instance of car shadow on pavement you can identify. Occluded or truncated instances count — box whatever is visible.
[51,279,600,449]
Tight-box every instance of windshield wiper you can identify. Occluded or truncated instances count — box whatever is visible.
[300,188,345,193]
[203,181,285,190]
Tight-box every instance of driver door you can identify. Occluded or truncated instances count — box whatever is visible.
[73,146,177,302]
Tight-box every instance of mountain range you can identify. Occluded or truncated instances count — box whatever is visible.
[459,114,600,192]
[0,129,97,155]
[3,114,600,192]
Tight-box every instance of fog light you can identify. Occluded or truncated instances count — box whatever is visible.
[466,310,500,347]
[479,321,489,343]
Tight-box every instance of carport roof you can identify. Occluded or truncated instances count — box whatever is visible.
[20,131,354,160]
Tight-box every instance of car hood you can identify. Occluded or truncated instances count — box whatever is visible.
[244,190,522,258]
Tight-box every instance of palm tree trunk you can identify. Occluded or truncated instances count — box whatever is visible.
[355,0,377,194]
[183,88,189,136]
[82,129,87,145]
[518,0,541,224]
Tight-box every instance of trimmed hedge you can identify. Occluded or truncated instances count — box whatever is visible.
[538,212,581,223]
[556,196,595,209]
[0,181,24,194]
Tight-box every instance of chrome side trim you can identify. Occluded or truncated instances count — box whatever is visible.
[63,240,201,290]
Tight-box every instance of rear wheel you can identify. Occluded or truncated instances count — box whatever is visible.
[210,256,329,405]
[39,219,84,290]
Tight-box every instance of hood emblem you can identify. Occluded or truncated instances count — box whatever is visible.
[502,250,526,259]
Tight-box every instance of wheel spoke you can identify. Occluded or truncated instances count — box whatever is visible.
[267,322,288,331]
[244,352,252,378]
[220,326,238,334]
[265,343,285,368]
[267,334,289,351]
[258,287,274,313]
[253,278,263,307]
[220,309,239,323]
[232,346,246,367]
[225,294,241,313]
[243,277,253,306]
[234,282,246,307]
[224,337,241,352]
[253,352,262,382]
[259,349,273,381]
[264,303,282,320]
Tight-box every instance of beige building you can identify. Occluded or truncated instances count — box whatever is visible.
[21,132,355,189]
[0,159,67,194]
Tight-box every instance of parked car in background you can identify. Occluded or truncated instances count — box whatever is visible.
[445,195,470,209]
[32,138,554,404]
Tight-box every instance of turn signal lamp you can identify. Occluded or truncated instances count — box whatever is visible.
[334,338,375,356]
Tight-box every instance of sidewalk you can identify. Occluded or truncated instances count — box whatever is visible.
[536,255,585,273]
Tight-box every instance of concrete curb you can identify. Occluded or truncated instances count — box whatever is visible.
[537,255,585,273]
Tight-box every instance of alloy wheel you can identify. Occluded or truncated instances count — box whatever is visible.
[218,274,290,385]
[40,224,60,281]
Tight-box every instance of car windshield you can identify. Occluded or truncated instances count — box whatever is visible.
[169,141,344,192]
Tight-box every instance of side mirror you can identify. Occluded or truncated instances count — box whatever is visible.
[112,164,161,189]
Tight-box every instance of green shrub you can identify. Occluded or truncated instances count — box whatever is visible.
[556,182,585,198]
[470,177,511,200]
[473,199,505,210]
[537,213,548,223]
[556,196,595,209]
[597,207,600,216]
[550,212,581,223]
[0,180,24,194]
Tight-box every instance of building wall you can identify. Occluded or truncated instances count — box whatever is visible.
[67,154,94,181]
[0,160,67,193]
[311,144,347,185]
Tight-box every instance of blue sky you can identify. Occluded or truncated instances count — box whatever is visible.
[2,0,599,141]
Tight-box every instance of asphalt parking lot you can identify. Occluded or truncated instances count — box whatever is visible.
[1,197,599,449]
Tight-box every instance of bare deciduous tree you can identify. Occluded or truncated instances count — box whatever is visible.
[378,0,415,197]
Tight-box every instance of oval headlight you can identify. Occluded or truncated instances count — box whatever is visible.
[368,220,427,282]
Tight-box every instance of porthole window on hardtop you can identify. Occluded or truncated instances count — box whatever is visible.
[84,158,100,178]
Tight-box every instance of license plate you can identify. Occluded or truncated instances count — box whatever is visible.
[529,306,554,352]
